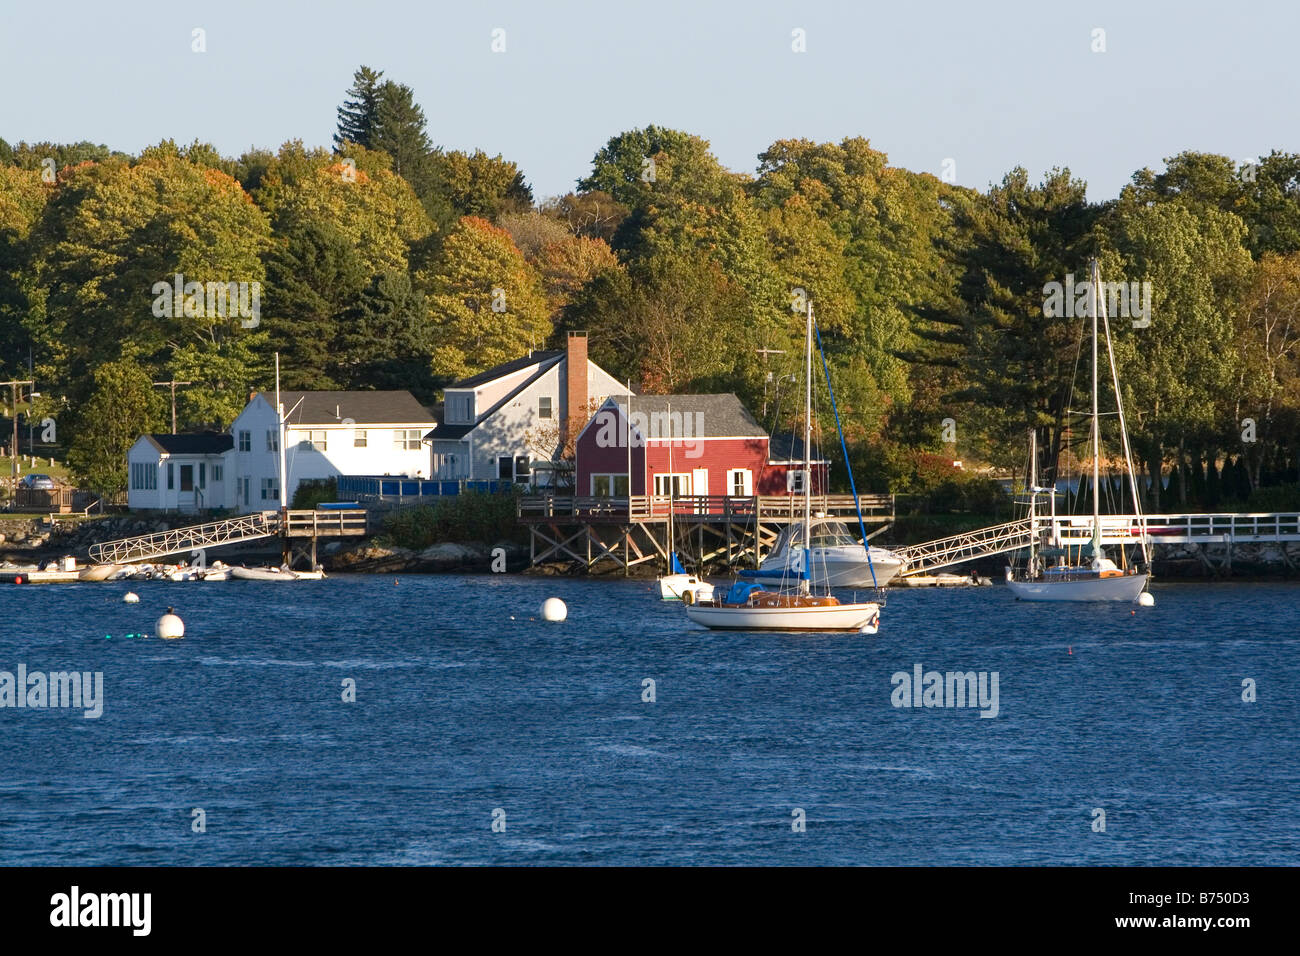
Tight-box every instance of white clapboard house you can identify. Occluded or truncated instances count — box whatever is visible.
[127,390,437,513]
[427,331,627,488]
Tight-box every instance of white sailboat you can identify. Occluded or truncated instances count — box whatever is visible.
[685,299,882,633]
[656,402,716,602]
[1007,259,1152,603]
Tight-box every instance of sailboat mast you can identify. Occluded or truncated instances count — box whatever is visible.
[1091,259,1101,544]
[1028,426,1037,569]
[803,299,813,593]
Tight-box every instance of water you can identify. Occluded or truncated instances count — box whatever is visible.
[0,576,1296,865]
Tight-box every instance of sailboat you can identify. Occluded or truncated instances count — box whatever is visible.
[1006,259,1152,603]
[684,300,882,633]
[655,400,715,602]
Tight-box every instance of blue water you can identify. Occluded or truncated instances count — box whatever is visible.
[0,576,1296,865]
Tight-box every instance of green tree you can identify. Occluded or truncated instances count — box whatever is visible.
[333,66,385,151]
[67,357,163,494]
[420,217,550,381]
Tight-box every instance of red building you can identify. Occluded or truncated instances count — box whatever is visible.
[574,394,827,500]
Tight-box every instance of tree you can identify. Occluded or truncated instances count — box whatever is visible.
[67,358,163,494]
[333,66,385,151]
[420,217,550,381]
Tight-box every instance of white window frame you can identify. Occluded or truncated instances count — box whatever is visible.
[654,473,691,497]
[590,473,629,497]
[238,430,251,452]
[260,477,279,501]
[787,469,808,494]
[303,429,327,451]
[394,429,422,451]
[538,396,553,419]
[728,468,753,497]
[354,429,367,448]
[266,429,279,452]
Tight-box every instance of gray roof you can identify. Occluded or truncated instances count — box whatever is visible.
[447,351,562,389]
[269,391,436,426]
[145,432,233,455]
[607,394,767,439]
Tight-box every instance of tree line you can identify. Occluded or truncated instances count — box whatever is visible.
[1,64,1297,509]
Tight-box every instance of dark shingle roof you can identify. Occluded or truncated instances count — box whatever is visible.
[148,432,233,455]
[447,351,562,389]
[767,434,829,464]
[270,391,436,426]
[608,394,768,439]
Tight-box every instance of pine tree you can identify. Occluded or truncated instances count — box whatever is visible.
[334,66,385,151]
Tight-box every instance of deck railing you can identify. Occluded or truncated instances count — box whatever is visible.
[517,493,893,521]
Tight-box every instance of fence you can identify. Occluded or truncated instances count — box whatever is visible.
[337,476,515,501]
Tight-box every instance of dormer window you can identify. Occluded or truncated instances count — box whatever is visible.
[445,392,475,424]
[538,396,553,419]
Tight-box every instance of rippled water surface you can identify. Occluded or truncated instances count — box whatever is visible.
[1,575,1295,865]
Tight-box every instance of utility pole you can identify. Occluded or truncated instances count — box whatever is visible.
[152,379,193,434]
[755,347,787,420]
[0,379,35,483]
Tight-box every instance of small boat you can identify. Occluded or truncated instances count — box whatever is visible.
[685,298,882,634]
[657,553,715,602]
[230,565,325,581]
[1006,258,1153,603]
[78,564,121,582]
[740,518,904,589]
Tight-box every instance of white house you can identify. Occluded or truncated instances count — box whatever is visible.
[427,331,626,487]
[228,390,437,512]
[126,390,437,513]
[126,432,234,513]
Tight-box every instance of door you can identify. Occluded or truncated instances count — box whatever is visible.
[179,464,196,512]
[691,468,709,513]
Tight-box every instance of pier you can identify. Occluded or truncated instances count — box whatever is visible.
[518,493,894,572]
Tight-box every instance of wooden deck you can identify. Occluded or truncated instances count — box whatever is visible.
[519,494,894,572]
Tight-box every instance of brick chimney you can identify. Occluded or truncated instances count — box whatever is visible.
[563,331,589,451]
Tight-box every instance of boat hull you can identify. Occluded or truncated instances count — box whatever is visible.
[744,551,903,589]
[685,601,880,633]
[1007,573,1149,602]
[657,573,715,602]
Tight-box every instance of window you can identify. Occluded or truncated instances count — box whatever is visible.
[728,468,753,497]
[130,463,157,490]
[303,429,327,451]
[538,396,553,419]
[514,456,530,482]
[238,430,251,452]
[180,464,194,492]
[240,477,250,505]
[266,429,278,452]
[394,429,422,451]
[212,464,223,482]
[498,456,514,480]
[654,473,690,497]
[354,429,367,448]
[787,470,807,494]
[591,474,629,496]
[445,393,474,424]
[167,462,174,490]
[260,477,279,501]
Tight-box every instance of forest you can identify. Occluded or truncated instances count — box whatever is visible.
[1,65,1298,510]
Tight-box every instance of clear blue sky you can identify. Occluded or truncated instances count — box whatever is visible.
[2,0,1296,201]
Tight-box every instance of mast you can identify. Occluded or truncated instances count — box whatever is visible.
[275,352,288,512]
[802,299,813,594]
[1090,258,1101,560]
[1028,426,1037,573]
[666,398,674,571]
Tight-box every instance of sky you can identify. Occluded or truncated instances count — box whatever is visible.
[2,0,1297,201]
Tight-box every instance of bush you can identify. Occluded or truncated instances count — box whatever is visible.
[291,478,338,510]
[379,491,524,549]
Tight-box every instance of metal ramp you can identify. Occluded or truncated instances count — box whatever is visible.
[894,518,1033,577]
[88,511,280,564]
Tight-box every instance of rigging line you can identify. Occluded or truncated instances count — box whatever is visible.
[813,319,878,590]
[1098,288,1152,569]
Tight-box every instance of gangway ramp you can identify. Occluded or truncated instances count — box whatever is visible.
[894,518,1033,577]
[89,511,282,564]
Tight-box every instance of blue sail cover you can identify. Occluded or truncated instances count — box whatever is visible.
[725,581,765,605]
[670,552,686,574]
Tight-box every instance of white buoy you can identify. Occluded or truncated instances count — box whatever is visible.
[123,592,140,604]
[540,597,567,622]
[1137,592,1155,607]
[156,606,185,639]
